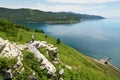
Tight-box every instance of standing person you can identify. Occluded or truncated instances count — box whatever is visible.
[32,34,34,43]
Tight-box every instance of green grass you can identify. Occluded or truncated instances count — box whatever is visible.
[0,27,120,80]
[0,76,2,80]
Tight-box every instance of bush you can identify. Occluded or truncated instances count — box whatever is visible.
[0,57,17,69]
[34,29,44,33]
[14,24,31,31]
[13,69,31,80]
[0,18,18,37]
[0,57,9,69]
[22,51,48,79]
[19,35,23,41]
[44,35,48,39]
[56,38,61,44]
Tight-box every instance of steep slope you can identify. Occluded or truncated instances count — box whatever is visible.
[0,19,120,80]
[0,7,104,24]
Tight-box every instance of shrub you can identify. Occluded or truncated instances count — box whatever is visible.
[0,18,18,37]
[22,51,48,79]
[56,38,61,44]
[14,24,31,31]
[44,35,48,39]
[19,35,23,41]
[34,29,44,33]
[0,57,17,69]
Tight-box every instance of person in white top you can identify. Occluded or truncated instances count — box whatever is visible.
[32,34,34,43]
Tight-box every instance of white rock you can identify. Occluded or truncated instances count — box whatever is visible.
[15,44,27,50]
[31,40,59,63]
[65,65,72,70]
[59,68,64,75]
[0,37,24,78]
[28,43,56,74]
[0,38,60,77]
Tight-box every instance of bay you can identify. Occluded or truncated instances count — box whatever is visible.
[17,19,120,67]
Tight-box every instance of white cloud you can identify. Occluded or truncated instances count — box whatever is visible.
[35,3,104,14]
[47,0,118,4]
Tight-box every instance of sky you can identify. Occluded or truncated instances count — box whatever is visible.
[0,0,120,18]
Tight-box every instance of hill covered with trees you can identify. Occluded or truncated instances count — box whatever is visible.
[0,7,104,24]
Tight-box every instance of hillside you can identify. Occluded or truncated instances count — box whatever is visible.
[0,7,104,24]
[0,18,120,80]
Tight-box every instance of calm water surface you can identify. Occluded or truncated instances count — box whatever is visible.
[18,19,120,67]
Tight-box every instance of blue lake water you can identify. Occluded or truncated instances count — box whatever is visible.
[18,19,120,67]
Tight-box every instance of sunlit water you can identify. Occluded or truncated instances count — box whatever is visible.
[17,19,120,67]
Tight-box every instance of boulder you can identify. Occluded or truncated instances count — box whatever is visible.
[46,47,59,62]
[28,43,56,75]
[31,40,59,63]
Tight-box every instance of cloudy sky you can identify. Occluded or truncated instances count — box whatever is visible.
[0,0,120,18]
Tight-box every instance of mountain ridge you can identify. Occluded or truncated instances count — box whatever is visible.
[0,7,105,24]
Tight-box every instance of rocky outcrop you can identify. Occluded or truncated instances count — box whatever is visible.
[28,42,57,75]
[31,41,59,63]
[0,38,62,79]
[0,38,24,79]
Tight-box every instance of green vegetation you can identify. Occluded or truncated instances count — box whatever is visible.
[13,51,48,80]
[56,38,61,44]
[0,57,17,69]
[0,18,18,37]
[0,7,104,24]
[0,76,2,80]
[14,24,31,31]
[0,18,120,80]
[0,57,17,80]
[34,29,44,33]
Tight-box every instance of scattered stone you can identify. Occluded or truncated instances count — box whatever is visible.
[65,65,72,70]
[59,68,64,75]
[59,68,64,80]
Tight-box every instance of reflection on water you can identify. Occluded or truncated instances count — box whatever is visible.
[18,19,120,67]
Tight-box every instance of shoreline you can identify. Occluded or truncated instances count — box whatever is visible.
[91,57,120,71]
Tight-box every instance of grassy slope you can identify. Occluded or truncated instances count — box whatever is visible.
[0,29,120,80]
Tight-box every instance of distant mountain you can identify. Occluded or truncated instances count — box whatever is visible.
[0,7,105,23]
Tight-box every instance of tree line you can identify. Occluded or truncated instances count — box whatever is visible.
[0,7,104,23]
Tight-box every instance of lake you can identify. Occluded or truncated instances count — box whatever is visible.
[17,19,120,67]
